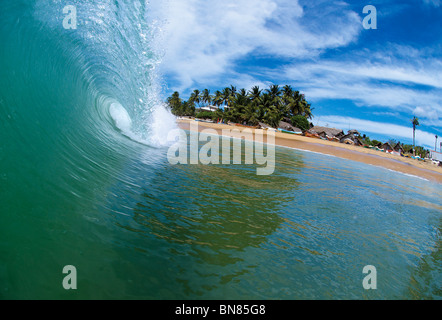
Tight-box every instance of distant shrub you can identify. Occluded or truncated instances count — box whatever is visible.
[195,111,215,120]
[291,115,310,132]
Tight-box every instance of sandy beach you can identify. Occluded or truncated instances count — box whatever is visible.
[177,119,442,184]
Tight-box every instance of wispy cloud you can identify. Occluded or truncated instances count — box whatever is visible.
[154,0,361,91]
[282,44,442,125]
[423,0,441,7]
[151,0,442,143]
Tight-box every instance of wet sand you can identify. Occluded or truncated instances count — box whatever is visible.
[177,119,442,184]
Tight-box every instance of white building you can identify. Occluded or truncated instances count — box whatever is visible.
[430,150,442,162]
[199,105,218,112]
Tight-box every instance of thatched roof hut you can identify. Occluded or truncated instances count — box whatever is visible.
[382,142,394,151]
[347,129,360,136]
[258,122,274,129]
[278,120,301,132]
[394,142,404,153]
[342,138,355,145]
[309,126,344,138]
[339,133,353,144]
[354,136,364,146]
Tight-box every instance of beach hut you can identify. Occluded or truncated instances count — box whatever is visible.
[317,131,327,139]
[258,122,274,130]
[339,133,355,145]
[393,142,404,154]
[342,138,355,145]
[347,129,360,136]
[278,120,298,132]
[354,136,364,146]
[309,126,344,138]
[381,142,394,152]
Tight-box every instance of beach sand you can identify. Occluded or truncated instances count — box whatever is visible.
[177,119,442,184]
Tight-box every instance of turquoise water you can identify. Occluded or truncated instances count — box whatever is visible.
[1,1,441,299]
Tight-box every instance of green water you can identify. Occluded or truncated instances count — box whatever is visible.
[0,0,441,299]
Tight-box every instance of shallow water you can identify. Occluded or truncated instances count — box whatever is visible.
[0,0,441,300]
[2,134,441,299]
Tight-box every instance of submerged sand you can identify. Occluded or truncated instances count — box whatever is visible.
[177,119,442,184]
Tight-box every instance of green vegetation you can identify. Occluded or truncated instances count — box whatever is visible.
[291,115,310,132]
[195,111,216,120]
[359,136,428,158]
[404,144,427,158]
[167,87,431,159]
[166,84,313,129]
[361,134,381,147]
[166,92,195,117]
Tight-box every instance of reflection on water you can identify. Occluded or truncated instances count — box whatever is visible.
[109,143,304,298]
[405,217,441,299]
[1,134,441,299]
[97,138,441,299]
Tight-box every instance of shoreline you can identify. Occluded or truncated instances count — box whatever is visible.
[177,119,442,184]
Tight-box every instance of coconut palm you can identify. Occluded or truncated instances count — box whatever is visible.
[266,84,281,101]
[221,87,232,109]
[213,90,223,108]
[231,88,249,123]
[189,89,201,107]
[282,85,294,98]
[165,83,314,125]
[167,91,182,115]
[230,85,237,97]
[201,89,212,107]
[412,116,420,153]
[258,92,282,128]
[248,86,262,102]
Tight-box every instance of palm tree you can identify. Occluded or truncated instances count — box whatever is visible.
[257,92,270,121]
[165,83,314,127]
[167,91,182,115]
[258,92,282,128]
[232,88,249,124]
[266,84,281,101]
[189,89,201,107]
[248,86,262,102]
[221,87,232,109]
[412,116,420,154]
[230,85,237,97]
[201,89,212,107]
[282,85,294,98]
[213,90,223,108]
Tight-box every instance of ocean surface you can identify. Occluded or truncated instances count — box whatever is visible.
[0,0,441,299]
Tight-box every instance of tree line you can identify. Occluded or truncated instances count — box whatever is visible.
[166,85,313,130]
[361,135,428,158]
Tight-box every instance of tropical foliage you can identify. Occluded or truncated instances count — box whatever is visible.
[166,85,313,130]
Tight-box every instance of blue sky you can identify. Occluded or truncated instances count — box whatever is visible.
[151,0,442,149]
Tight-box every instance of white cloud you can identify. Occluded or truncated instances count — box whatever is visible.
[423,0,441,7]
[150,0,441,138]
[153,0,361,91]
[414,106,439,121]
[282,51,442,122]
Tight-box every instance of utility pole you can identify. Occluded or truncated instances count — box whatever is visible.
[436,135,439,152]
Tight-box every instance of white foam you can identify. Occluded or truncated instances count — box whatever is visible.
[108,102,150,145]
[147,103,177,147]
[109,102,132,134]
[384,168,429,181]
